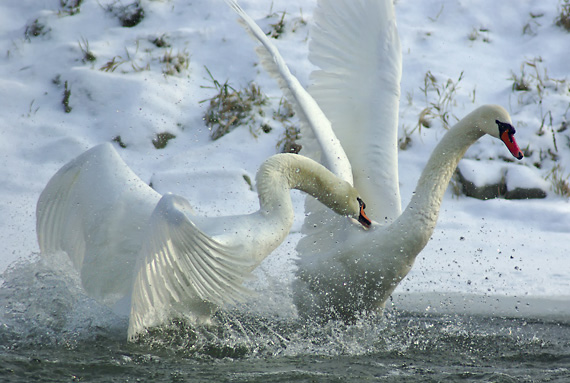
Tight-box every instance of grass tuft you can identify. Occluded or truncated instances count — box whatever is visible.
[107,1,145,28]
[268,12,287,39]
[62,81,72,113]
[24,19,50,41]
[264,7,306,38]
[201,68,268,140]
[112,136,127,148]
[59,0,83,16]
[277,124,301,153]
[510,57,568,108]
[97,39,187,75]
[99,56,124,72]
[467,27,490,42]
[242,174,253,191]
[546,164,570,198]
[510,71,531,91]
[510,58,570,193]
[555,0,570,31]
[151,34,171,48]
[161,49,189,76]
[398,126,413,150]
[273,98,301,152]
[78,38,96,63]
[417,70,463,130]
[523,12,544,35]
[153,132,176,149]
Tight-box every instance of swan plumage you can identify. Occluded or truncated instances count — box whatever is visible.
[36,143,370,339]
[227,0,524,321]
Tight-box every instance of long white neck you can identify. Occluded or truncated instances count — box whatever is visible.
[392,117,486,256]
[256,153,353,218]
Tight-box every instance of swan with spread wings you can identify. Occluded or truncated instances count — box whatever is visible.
[36,143,371,339]
[227,0,524,321]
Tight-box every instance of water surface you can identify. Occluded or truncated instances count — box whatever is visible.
[1,256,568,382]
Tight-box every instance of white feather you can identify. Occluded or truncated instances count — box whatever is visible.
[228,0,523,322]
[37,144,367,339]
[308,0,402,221]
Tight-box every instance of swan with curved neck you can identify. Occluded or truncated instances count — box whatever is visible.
[294,105,523,320]
[36,143,370,339]
[227,0,524,321]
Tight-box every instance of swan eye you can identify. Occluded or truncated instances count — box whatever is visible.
[495,119,516,138]
[357,197,366,210]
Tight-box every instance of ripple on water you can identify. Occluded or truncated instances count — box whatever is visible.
[1,256,569,382]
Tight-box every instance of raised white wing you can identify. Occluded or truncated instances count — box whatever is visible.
[37,143,253,339]
[225,0,353,185]
[36,143,160,304]
[308,0,402,221]
[298,0,403,267]
[226,0,402,221]
[128,193,253,339]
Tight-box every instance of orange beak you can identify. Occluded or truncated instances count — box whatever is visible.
[496,120,524,160]
[357,198,371,229]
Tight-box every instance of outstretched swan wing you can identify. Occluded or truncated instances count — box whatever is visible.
[225,0,353,185]
[128,193,253,338]
[226,0,402,220]
[298,0,403,264]
[36,143,161,304]
[308,0,402,221]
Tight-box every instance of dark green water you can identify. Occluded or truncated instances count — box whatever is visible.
[2,312,569,382]
[1,257,569,382]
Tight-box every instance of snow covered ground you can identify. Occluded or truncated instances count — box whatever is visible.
[1,0,569,318]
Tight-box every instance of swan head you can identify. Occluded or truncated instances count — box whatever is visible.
[472,105,524,160]
[356,197,372,229]
[256,153,371,228]
[309,178,372,229]
[320,181,371,229]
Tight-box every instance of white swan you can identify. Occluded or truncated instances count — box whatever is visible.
[36,143,371,339]
[227,0,524,321]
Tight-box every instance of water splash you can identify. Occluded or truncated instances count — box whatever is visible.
[1,252,568,372]
[0,252,127,348]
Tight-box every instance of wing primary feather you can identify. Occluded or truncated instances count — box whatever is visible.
[132,193,253,320]
[307,0,403,220]
[225,0,353,185]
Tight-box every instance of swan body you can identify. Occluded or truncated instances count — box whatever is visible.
[227,0,524,321]
[36,143,370,339]
[294,105,523,320]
